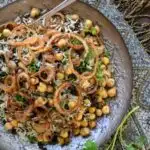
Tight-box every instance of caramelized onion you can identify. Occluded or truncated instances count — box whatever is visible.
[53,82,82,115]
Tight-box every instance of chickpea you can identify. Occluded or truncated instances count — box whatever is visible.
[103,70,111,78]
[73,128,80,136]
[48,99,54,106]
[88,107,96,113]
[57,39,67,48]
[11,120,18,127]
[97,97,103,103]
[80,127,90,136]
[97,88,108,99]
[76,112,83,121]
[60,130,68,138]
[89,121,96,129]
[30,77,39,85]
[2,29,12,37]
[57,72,65,80]
[102,105,110,115]
[72,14,79,20]
[96,109,102,117]
[57,137,65,145]
[108,87,117,97]
[99,79,106,87]
[74,121,81,128]
[8,60,16,69]
[55,53,64,61]
[37,82,47,92]
[47,85,53,93]
[85,19,93,29]
[106,78,115,88]
[101,64,106,70]
[89,113,96,120]
[30,8,40,18]
[35,97,46,107]
[81,80,91,89]
[81,119,88,127]
[68,101,76,109]
[95,25,100,34]
[65,66,73,75]
[5,122,13,130]
[102,57,110,65]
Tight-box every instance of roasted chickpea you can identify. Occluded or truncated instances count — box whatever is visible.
[57,39,67,48]
[73,128,80,135]
[48,99,54,106]
[80,119,88,127]
[76,112,83,121]
[97,88,108,99]
[57,72,65,80]
[57,137,65,145]
[88,107,96,113]
[103,70,111,78]
[84,99,91,107]
[102,57,110,65]
[47,85,54,93]
[55,53,64,61]
[68,101,77,109]
[99,79,106,87]
[106,78,115,88]
[85,19,93,29]
[35,97,46,107]
[30,8,40,18]
[101,64,106,70]
[37,82,47,92]
[60,130,68,138]
[95,25,100,34]
[2,29,12,37]
[102,105,110,115]
[11,120,18,127]
[74,121,81,128]
[89,121,96,129]
[30,77,39,85]
[8,60,16,69]
[80,127,90,136]
[65,67,73,75]
[89,113,96,120]
[108,87,117,97]
[5,122,13,130]
[97,97,103,103]
[72,14,79,20]
[96,109,102,117]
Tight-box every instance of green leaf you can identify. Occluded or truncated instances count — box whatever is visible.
[96,61,103,81]
[70,38,82,45]
[91,27,97,36]
[104,49,110,58]
[126,144,136,150]
[27,135,37,143]
[15,94,27,103]
[28,61,40,72]
[83,140,98,150]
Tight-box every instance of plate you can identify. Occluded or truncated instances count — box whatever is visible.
[0,0,132,150]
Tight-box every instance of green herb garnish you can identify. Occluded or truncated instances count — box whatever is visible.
[15,94,27,103]
[27,135,37,143]
[83,140,98,150]
[104,49,110,58]
[62,52,69,65]
[77,48,94,73]
[28,61,40,72]
[70,38,82,45]
[96,61,103,81]
[84,27,97,36]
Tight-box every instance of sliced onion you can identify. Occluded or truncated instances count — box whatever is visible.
[17,72,30,89]
[38,66,55,83]
[53,82,82,115]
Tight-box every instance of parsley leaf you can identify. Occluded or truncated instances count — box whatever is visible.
[96,61,103,81]
[70,38,82,45]
[28,61,40,72]
[15,94,27,103]
[83,27,97,36]
[83,140,98,150]
[27,135,37,143]
[104,49,110,58]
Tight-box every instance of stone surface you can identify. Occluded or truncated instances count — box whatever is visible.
[0,0,150,149]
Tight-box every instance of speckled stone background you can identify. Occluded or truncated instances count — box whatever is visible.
[0,0,150,149]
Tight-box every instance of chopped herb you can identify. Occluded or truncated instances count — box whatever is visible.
[96,61,103,81]
[62,52,69,65]
[76,48,94,73]
[28,61,40,72]
[27,135,37,143]
[70,38,82,45]
[67,74,77,82]
[83,27,97,36]
[0,71,7,78]
[60,46,68,51]
[15,94,27,103]
[104,49,110,58]
[83,140,98,150]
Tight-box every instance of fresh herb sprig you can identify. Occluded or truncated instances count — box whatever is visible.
[96,61,103,81]
[15,94,27,103]
[28,61,40,72]
[84,27,97,36]
[70,38,82,45]
[83,140,98,150]
[104,49,110,58]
